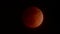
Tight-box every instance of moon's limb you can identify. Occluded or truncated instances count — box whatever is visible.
[22,6,44,28]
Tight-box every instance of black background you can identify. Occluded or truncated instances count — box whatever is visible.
[1,0,56,33]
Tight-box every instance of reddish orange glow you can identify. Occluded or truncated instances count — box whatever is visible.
[22,6,43,28]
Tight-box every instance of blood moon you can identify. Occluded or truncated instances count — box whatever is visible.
[22,6,43,28]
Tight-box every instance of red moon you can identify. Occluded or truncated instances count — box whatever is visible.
[22,6,43,28]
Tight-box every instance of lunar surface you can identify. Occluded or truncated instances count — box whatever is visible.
[22,6,43,28]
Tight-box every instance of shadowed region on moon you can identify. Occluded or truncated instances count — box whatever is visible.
[22,6,43,28]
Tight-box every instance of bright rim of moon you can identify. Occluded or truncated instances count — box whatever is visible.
[23,6,44,28]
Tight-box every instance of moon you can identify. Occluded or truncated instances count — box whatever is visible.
[22,6,43,28]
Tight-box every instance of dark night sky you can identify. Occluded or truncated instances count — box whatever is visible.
[15,0,56,33]
[0,0,57,33]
